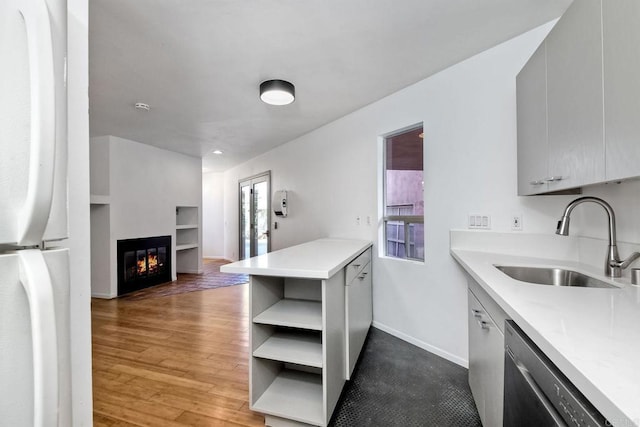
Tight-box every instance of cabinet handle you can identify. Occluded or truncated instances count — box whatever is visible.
[358,272,368,280]
[352,264,361,268]
[529,180,545,186]
[477,319,491,330]
[471,309,482,318]
[545,176,566,182]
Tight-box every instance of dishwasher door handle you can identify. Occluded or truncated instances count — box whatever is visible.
[511,356,565,426]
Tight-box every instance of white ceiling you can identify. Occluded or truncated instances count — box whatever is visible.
[89,0,571,172]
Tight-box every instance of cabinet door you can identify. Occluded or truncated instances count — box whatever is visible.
[467,291,485,423]
[517,42,549,195]
[603,0,640,181]
[468,290,504,427]
[546,0,605,191]
[345,262,372,379]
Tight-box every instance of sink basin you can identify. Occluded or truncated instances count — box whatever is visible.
[495,265,617,289]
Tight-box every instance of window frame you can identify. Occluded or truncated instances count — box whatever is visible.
[382,124,424,262]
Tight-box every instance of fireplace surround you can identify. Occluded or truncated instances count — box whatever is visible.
[117,235,172,295]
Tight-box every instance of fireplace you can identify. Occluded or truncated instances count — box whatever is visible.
[117,235,172,295]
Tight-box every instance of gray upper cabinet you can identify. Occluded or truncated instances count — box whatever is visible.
[517,43,549,196]
[516,0,640,194]
[603,0,640,181]
[546,0,605,192]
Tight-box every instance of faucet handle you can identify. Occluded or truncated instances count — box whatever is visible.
[610,252,640,270]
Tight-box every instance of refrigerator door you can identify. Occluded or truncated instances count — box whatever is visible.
[0,249,71,426]
[0,0,68,246]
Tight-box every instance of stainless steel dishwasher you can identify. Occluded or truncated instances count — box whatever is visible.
[504,321,609,426]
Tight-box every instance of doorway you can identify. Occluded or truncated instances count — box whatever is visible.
[239,171,271,260]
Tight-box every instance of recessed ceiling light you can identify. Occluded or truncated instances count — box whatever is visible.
[260,80,295,106]
[135,102,150,111]
[212,150,223,155]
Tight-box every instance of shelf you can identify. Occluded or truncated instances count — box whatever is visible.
[252,370,323,426]
[254,299,322,330]
[176,244,198,251]
[176,224,198,230]
[254,331,322,368]
[176,206,198,226]
[90,194,110,205]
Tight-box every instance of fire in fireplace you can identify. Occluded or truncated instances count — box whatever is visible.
[117,236,171,295]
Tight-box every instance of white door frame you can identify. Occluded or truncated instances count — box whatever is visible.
[238,171,271,260]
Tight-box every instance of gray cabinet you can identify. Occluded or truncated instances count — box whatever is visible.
[344,248,372,380]
[517,42,549,195]
[546,0,605,192]
[467,280,507,427]
[603,0,640,181]
[517,0,605,195]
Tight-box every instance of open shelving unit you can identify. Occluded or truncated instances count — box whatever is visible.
[175,206,201,273]
[250,274,346,427]
[253,330,323,368]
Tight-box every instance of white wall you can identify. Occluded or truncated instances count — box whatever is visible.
[90,135,203,297]
[202,172,225,258]
[217,22,640,367]
[67,0,93,423]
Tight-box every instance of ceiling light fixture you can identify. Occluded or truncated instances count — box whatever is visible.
[260,79,295,106]
[135,102,150,111]
[212,150,223,155]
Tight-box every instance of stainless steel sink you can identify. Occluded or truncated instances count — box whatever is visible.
[495,265,618,289]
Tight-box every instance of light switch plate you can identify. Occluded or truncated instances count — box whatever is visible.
[468,214,491,230]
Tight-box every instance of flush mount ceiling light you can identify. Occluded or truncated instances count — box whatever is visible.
[212,150,223,155]
[134,102,150,111]
[260,80,295,106]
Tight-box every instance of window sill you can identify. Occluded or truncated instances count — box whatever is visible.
[378,255,425,266]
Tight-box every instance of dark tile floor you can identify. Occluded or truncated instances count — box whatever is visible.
[331,328,482,427]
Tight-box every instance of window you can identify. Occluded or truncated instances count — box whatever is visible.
[383,125,424,261]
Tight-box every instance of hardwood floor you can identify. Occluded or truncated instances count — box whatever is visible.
[91,281,265,426]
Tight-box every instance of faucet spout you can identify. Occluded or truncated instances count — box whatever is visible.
[556,197,626,277]
[556,215,570,236]
[556,196,617,246]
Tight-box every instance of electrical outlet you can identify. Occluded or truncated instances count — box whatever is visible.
[356,216,361,226]
[366,216,371,226]
[512,214,523,231]
[468,214,491,230]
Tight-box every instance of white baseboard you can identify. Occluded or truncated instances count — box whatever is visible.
[372,321,468,368]
[91,292,116,299]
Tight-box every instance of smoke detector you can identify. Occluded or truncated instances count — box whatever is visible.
[135,102,150,111]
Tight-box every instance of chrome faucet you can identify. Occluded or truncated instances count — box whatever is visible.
[556,196,640,278]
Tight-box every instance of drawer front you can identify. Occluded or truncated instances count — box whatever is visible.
[467,277,508,334]
[345,248,371,284]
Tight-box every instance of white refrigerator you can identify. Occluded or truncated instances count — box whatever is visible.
[0,0,74,425]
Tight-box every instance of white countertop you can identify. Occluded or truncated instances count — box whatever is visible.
[451,247,640,426]
[220,238,372,279]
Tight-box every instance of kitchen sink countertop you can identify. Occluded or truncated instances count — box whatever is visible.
[451,231,640,427]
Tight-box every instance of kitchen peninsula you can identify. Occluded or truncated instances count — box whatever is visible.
[221,238,373,427]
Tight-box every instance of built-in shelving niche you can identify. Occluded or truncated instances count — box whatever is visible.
[176,206,200,273]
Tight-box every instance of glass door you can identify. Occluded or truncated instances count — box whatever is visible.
[239,172,271,260]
